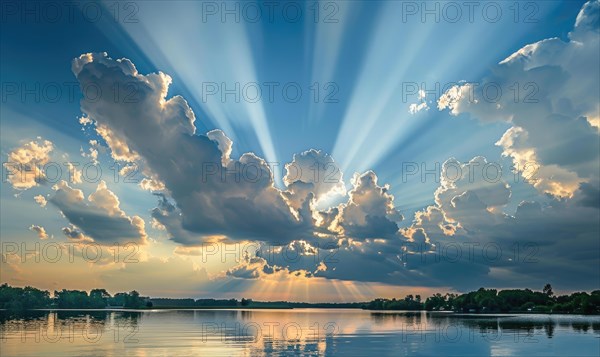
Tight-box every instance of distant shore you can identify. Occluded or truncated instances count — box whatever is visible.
[2,308,599,316]
[2,283,599,315]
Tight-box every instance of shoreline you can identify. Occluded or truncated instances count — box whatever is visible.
[1,308,599,316]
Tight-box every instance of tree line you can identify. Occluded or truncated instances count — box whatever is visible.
[365,284,600,314]
[0,284,256,310]
[0,284,149,310]
[1,283,599,314]
[149,297,241,308]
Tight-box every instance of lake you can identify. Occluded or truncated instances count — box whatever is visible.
[1,309,599,356]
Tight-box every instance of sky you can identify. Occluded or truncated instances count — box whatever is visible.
[1,0,599,302]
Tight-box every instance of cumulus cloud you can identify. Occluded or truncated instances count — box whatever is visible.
[434,157,510,230]
[409,89,430,114]
[29,225,49,240]
[284,149,345,201]
[62,225,88,241]
[401,205,456,245]
[438,1,600,198]
[63,54,522,289]
[49,180,147,245]
[334,171,402,240]
[282,149,346,217]
[226,256,271,279]
[226,253,311,280]
[34,194,47,207]
[495,127,582,197]
[4,138,53,190]
[298,158,512,287]
[69,52,420,286]
[276,153,598,290]
[72,52,406,250]
[396,153,600,290]
[402,156,512,240]
[72,53,311,245]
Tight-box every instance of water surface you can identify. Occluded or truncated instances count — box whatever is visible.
[1,309,599,356]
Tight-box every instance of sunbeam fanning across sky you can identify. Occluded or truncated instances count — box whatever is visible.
[1,1,599,356]
[332,1,437,174]
[111,2,280,180]
[306,1,353,125]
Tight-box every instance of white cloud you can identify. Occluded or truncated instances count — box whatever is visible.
[34,194,47,207]
[283,149,346,214]
[409,90,430,114]
[333,171,402,240]
[50,180,148,245]
[207,129,233,167]
[4,138,53,190]
[496,127,582,197]
[73,53,311,245]
[438,2,599,198]
[29,225,49,240]
[226,254,311,280]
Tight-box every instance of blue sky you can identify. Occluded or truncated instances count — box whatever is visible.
[1,1,598,300]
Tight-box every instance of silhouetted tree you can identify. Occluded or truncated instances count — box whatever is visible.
[543,284,554,297]
[90,289,111,308]
[124,290,144,308]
